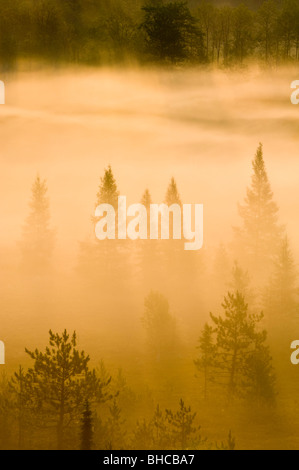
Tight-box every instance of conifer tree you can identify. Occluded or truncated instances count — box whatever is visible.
[165,177,182,207]
[106,399,126,450]
[165,399,201,450]
[210,292,265,398]
[24,330,111,449]
[80,400,93,450]
[152,404,168,449]
[216,430,236,450]
[79,166,128,289]
[9,366,35,449]
[244,342,276,405]
[95,165,119,210]
[194,324,216,400]
[20,175,54,273]
[235,144,282,277]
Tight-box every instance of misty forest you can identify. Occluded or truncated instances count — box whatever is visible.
[1,144,299,449]
[1,0,299,453]
[1,0,299,68]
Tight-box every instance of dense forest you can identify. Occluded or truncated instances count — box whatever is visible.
[0,0,299,68]
[1,143,298,449]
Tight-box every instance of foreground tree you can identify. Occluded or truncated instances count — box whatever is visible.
[24,330,111,449]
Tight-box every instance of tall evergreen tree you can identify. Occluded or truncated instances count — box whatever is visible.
[20,175,54,273]
[235,143,282,278]
[79,166,129,290]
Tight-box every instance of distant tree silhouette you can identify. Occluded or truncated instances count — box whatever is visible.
[142,291,179,364]
[95,165,120,210]
[264,236,298,325]
[235,144,282,280]
[165,177,182,207]
[20,175,54,273]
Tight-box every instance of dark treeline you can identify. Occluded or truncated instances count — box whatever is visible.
[1,0,299,68]
[0,143,298,449]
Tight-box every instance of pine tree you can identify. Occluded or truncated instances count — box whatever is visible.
[165,399,201,450]
[80,400,93,450]
[79,166,128,290]
[9,366,35,449]
[194,324,216,400]
[24,330,111,449]
[235,144,282,278]
[244,342,276,406]
[152,404,168,449]
[132,419,154,450]
[106,399,126,450]
[20,175,54,273]
[210,292,265,398]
